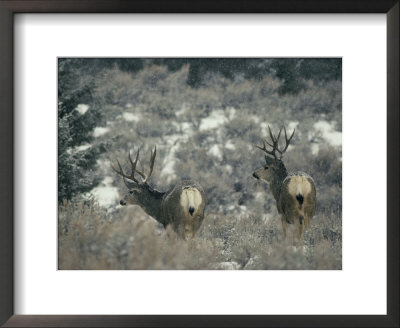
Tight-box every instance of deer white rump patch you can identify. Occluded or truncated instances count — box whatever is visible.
[287,176,312,196]
[180,188,203,214]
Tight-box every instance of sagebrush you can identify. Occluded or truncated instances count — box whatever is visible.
[58,59,342,270]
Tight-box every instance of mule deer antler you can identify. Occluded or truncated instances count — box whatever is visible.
[112,146,157,184]
[255,126,295,160]
[143,146,156,183]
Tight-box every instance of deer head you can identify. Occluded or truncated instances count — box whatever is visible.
[112,147,158,207]
[253,126,295,184]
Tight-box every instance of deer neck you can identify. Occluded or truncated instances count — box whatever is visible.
[137,187,166,225]
[270,165,289,203]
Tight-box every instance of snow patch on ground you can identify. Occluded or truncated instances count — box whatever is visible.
[255,192,265,201]
[175,104,188,117]
[97,159,110,171]
[180,122,193,134]
[260,122,297,137]
[225,140,235,150]
[227,107,237,120]
[288,121,299,131]
[160,135,190,182]
[123,112,141,122]
[125,103,133,109]
[311,144,319,155]
[225,165,233,175]
[199,109,228,131]
[249,115,259,123]
[239,205,248,213]
[93,127,110,137]
[75,104,89,115]
[262,214,273,223]
[211,261,240,270]
[208,144,223,161]
[172,122,194,136]
[72,143,91,152]
[226,204,248,215]
[313,120,342,146]
[161,160,176,182]
[160,145,179,182]
[90,176,120,208]
[259,122,272,136]
[164,134,189,146]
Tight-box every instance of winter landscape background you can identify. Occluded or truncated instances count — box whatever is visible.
[58,58,342,270]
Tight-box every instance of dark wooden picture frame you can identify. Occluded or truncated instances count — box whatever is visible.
[0,1,398,327]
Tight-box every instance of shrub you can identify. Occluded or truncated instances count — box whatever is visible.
[58,59,105,202]
[59,201,341,270]
[59,58,342,270]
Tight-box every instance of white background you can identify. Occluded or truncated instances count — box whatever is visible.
[14,14,387,315]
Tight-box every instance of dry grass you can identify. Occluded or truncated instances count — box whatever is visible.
[59,200,341,270]
[59,62,342,270]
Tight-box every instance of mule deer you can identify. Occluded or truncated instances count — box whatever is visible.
[252,127,316,245]
[112,147,206,239]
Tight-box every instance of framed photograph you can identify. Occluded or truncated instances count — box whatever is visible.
[1,1,398,327]
[56,57,342,271]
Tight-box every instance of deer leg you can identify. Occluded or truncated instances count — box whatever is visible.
[303,215,310,231]
[306,217,311,230]
[281,217,288,242]
[297,218,304,246]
